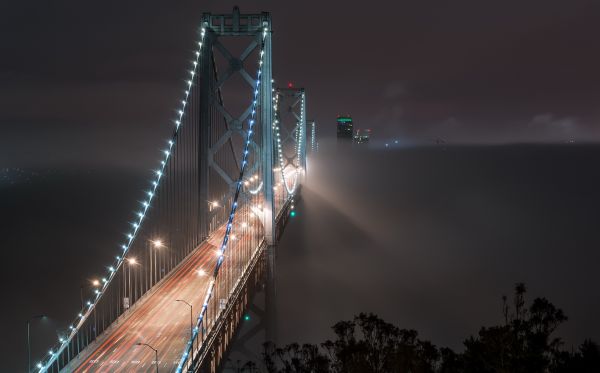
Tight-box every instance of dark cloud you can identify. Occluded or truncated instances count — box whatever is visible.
[3,0,600,166]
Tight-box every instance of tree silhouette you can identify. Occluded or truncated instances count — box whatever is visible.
[242,283,599,373]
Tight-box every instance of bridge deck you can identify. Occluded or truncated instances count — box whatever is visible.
[66,229,228,373]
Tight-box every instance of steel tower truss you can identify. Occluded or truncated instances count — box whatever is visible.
[274,87,307,194]
[199,7,275,243]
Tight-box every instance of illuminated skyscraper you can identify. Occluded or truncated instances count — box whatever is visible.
[337,115,353,140]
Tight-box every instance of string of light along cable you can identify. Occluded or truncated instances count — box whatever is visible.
[273,92,303,196]
[38,26,208,373]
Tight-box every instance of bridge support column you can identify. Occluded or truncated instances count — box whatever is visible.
[265,244,277,344]
[261,18,275,246]
[300,92,307,181]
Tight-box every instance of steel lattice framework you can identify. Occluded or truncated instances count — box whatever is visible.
[273,87,307,201]
[36,7,309,373]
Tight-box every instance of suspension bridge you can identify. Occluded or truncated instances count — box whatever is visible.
[34,7,315,373]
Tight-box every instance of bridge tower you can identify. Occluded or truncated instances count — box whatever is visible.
[198,6,275,245]
[274,86,307,191]
[184,7,279,373]
[306,119,317,154]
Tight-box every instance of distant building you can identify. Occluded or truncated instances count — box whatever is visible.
[336,115,353,140]
[353,129,371,144]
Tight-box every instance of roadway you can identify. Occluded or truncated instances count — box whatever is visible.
[68,230,227,373]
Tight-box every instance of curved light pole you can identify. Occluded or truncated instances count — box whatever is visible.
[150,239,164,286]
[175,299,194,362]
[208,200,224,230]
[27,314,45,373]
[81,279,101,339]
[125,257,137,305]
[136,342,158,373]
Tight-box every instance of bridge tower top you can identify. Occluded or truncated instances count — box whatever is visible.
[202,6,271,36]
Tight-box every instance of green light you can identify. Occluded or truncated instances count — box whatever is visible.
[290,211,296,217]
[244,314,250,321]
[337,117,352,123]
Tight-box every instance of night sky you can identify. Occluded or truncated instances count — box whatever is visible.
[2,0,600,371]
[3,0,600,165]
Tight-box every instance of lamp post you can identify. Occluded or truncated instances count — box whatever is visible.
[176,299,194,361]
[136,342,158,373]
[208,200,224,230]
[126,257,137,305]
[27,314,45,373]
[151,240,163,286]
[89,280,100,338]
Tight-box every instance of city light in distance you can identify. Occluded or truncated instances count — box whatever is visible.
[152,239,163,248]
[128,257,137,265]
[91,279,100,287]
[197,269,206,276]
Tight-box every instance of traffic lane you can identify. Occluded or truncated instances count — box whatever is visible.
[119,257,214,373]
[81,251,213,372]
[73,220,257,372]
[74,239,217,372]
[89,251,213,372]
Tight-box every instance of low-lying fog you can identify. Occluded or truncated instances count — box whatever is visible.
[275,141,600,350]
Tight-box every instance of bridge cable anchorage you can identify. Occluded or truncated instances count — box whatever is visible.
[175,24,270,373]
[273,90,305,196]
[37,26,209,373]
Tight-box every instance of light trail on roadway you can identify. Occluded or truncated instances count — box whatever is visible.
[68,227,230,373]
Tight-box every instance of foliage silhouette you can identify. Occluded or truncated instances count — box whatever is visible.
[237,283,599,372]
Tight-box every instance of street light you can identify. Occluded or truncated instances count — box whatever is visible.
[176,299,194,363]
[79,280,102,340]
[150,239,163,286]
[80,279,101,310]
[126,257,138,305]
[136,342,159,373]
[27,314,46,373]
[88,279,101,338]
